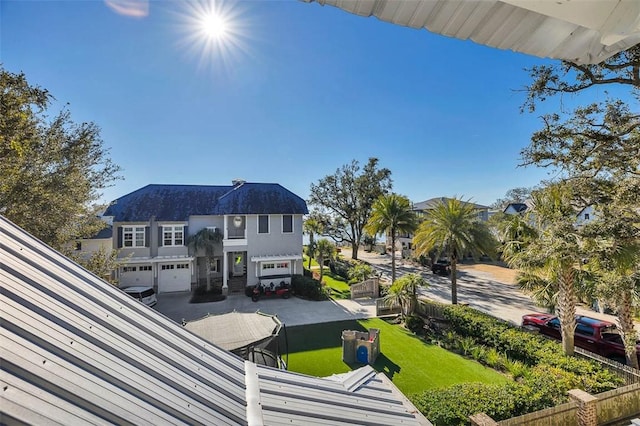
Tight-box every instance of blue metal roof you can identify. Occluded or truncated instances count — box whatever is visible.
[103,183,308,222]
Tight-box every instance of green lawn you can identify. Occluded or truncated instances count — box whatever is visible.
[302,254,320,268]
[321,272,351,299]
[284,318,508,395]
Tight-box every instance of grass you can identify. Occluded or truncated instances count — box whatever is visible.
[283,318,508,395]
[321,272,351,299]
[302,254,320,268]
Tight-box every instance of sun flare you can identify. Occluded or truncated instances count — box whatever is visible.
[173,0,250,73]
[200,12,228,40]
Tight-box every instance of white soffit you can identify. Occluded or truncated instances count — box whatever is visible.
[304,0,640,64]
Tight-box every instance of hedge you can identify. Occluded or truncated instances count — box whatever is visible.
[291,275,326,301]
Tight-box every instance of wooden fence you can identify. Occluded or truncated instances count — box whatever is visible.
[375,298,401,316]
[350,278,379,299]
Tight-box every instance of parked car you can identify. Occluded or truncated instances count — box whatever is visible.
[522,313,640,364]
[431,259,451,275]
[123,286,157,307]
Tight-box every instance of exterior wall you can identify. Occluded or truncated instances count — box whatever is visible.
[244,214,304,286]
[575,205,596,226]
[596,382,640,425]
[113,222,151,259]
[157,221,188,257]
[189,215,225,235]
[497,401,577,425]
[76,238,111,259]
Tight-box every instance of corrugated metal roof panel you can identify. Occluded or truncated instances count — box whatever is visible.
[1,215,430,425]
[304,0,640,64]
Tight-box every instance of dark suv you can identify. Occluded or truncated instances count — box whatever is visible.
[431,260,451,275]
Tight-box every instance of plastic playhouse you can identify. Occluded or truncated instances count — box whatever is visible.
[341,329,380,364]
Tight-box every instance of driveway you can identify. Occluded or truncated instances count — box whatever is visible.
[155,291,377,327]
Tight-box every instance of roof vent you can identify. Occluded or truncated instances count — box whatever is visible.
[232,178,245,187]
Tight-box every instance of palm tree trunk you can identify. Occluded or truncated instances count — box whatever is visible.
[319,256,324,283]
[557,267,576,356]
[308,235,314,269]
[391,231,396,283]
[618,289,639,368]
[451,257,458,305]
[206,257,211,292]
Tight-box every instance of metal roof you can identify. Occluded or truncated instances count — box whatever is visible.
[103,183,308,222]
[303,0,640,64]
[1,215,430,425]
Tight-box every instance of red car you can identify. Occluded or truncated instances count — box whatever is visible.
[522,313,640,364]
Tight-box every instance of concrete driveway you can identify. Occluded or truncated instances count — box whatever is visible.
[155,291,377,327]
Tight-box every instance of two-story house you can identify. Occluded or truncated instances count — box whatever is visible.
[397,197,490,256]
[101,180,308,294]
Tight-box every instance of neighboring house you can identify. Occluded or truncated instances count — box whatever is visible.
[398,197,490,255]
[99,180,308,294]
[503,202,529,215]
[575,205,597,227]
[73,225,113,259]
[1,215,432,425]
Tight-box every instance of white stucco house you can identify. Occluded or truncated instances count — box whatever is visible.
[99,180,308,294]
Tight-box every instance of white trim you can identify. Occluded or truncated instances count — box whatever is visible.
[162,225,184,246]
[281,214,293,234]
[123,226,145,248]
[250,254,302,262]
[120,255,194,264]
[257,214,269,235]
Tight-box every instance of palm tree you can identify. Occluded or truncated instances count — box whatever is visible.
[187,228,223,291]
[582,208,640,368]
[315,239,336,283]
[304,217,324,269]
[503,184,584,356]
[413,197,496,305]
[382,273,427,320]
[365,194,418,283]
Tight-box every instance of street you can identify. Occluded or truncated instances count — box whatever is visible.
[348,248,618,326]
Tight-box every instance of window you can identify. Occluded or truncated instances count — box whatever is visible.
[258,215,269,234]
[576,323,594,336]
[123,266,137,272]
[282,215,293,233]
[276,262,289,269]
[584,213,590,220]
[176,263,189,269]
[123,226,145,248]
[161,264,174,270]
[262,263,275,270]
[210,259,220,273]
[163,225,184,246]
[139,265,152,271]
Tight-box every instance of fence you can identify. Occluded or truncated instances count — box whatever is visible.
[575,347,640,385]
[416,301,446,319]
[350,278,379,299]
[375,298,401,316]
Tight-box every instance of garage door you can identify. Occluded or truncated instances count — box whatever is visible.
[158,263,191,293]
[119,265,153,288]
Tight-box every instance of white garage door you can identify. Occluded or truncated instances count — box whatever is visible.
[119,265,153,288]
[158,263,191,293]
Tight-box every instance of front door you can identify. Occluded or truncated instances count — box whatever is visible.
[232,252,245,276]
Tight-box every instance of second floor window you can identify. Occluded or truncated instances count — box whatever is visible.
[123,226,145,248]
[282,215,293,233]
[163,225,184,246]
[258,215,269,234]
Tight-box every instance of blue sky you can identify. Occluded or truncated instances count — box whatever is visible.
[1,0,613,207]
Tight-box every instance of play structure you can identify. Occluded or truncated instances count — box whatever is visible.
[341,328,380,364]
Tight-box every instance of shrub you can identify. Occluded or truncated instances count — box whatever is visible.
[303,268,313,278]
[291,275,326,301]
[329,258,352,280]
[405,315,424,334]
[410,382,522,426]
